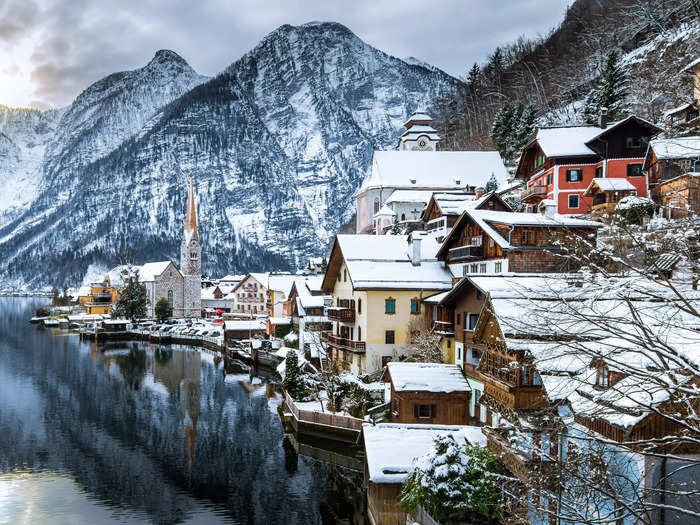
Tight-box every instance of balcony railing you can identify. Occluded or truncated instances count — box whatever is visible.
[521,185,548,202]
[448,245,483,262]
[321,331,366,353]
[433,320,454,336]
[327,307,355,323]
[483,427,556,480]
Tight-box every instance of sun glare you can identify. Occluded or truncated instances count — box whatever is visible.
[0,43,41,109]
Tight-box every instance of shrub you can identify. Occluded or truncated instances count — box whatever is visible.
[614,196,655,225]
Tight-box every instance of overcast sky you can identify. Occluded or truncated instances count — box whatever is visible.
[0,0,572,109]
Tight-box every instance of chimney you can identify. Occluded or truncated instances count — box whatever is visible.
[411,234,422,266]
[599,107,608,129]
[475,186,484,199]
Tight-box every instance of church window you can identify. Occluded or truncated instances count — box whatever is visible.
[167,290,173,307]
[401,213,406,221]
[374,198,380,214]
[190,252,198,259]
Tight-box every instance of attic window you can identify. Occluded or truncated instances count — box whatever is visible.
[410,178,417,184]
[596,365,610,388]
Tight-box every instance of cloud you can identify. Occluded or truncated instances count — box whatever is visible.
[3,0,572,108]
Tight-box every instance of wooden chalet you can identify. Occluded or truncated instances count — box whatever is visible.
[644,136,700,219]
[583,177,638,221]
[383,362,471,425]
[515,114,661,214]
[435,206,602,276]
[422,191,510,242]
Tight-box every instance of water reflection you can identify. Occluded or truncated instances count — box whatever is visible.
[0,298,365,524]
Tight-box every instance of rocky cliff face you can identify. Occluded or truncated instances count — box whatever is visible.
[0,22,459,289]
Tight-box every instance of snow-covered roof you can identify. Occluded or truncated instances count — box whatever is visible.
[333,234,453,290]
[584,177,637,195]
[373,204,396,218]
[387,362,469,393]
[429,192,477,216]
[404,112,433,126]
[422,290,450,304]
[220,273,246,282]
[363,423,486,484]
[267,274,297,294]
[268,316,291,325]
[648,136,700,160]
[139,261,175,282]
[385,189,434,205]
[357,151,508,195]
[497,179,524,195]
[224,320,267,331]
[663,102,694,119]
[534,125,603,157]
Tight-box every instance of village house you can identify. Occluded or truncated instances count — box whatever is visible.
[287,277,331,362]
[383,362,471,425]
[363,423,485,525]
[435,202,602,276]
[355,110,508,234]
[459,274,700,524]
[422,191,510,242]
[515,113,662,214]
[320,233,453,374]
[223,319,267,345]
[231,273,268,315]
[644,136,700,218]
[265,273,298,318]
[200,283,236,316]
[582,177,638,221]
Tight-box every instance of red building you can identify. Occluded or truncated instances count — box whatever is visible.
[515,113,662,214]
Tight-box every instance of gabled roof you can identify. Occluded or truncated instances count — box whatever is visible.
[385,189,435,205]
[107,261,177,285]
[321,234,453,291]
[357,151,509,195]
[647,136,700,160]
[387,362,469,393]
[436,208,601,257]
[584,177,637,196]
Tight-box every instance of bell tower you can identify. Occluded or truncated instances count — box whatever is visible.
[180,178,202,317]
[397,109,441,151]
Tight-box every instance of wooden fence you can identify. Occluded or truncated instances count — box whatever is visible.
[284,391,363,431]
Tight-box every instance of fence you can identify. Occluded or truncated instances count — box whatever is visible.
[284,391,363,431]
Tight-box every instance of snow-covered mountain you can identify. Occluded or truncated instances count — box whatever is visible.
[0,22,459,289]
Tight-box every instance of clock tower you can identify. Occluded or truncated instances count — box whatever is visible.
[397,110,440,151]
[180,178,202,318]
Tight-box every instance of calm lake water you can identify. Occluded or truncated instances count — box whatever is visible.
[0,297,365,524]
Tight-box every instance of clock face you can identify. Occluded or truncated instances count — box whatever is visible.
[419,139,426,148]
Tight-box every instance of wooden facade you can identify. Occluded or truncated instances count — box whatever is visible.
[366,480,405,525]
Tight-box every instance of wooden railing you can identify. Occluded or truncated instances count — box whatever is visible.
[284,391,363,431]
[433,320,454,335]
[448,245,483,262]
[521,184,547,201]
[321,332,366,353]
[483,427,556,480]
[327,307,355,323]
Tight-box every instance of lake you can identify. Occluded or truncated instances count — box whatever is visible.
[0,297,365,524]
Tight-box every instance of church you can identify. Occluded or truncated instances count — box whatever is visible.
[104,179,202,318]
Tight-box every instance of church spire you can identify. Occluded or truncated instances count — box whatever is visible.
[184,178,199,240]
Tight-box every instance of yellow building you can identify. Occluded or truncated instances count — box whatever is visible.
[321,233,453,374]
[84,274,123,315]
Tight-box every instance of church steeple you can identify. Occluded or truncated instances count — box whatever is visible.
[397,107,441,151]
[184,178,199,241]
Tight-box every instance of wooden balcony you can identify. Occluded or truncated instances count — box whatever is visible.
[433,320,454,336]
[321,331,366,353]
[448,245,483,262]
[327,307,355,323]
[483,427,556,481]
[483,378,548,410]
[521,185,548,202]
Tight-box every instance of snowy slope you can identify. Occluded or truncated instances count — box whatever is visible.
[0,22,460,289]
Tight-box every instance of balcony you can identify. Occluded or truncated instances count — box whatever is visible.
[433,320,454,336]
[483,427,556,481]
[327,307,355,323]
[521,184,548,202]
[321,331,366,353]
[448,245,483,262]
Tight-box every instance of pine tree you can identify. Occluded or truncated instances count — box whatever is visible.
[154,297,173,323]
[583,49,630,125]
[466,63,481,97]
[484,174,499,193]
[503,194,526,212]
[491,102,537,165]
[113,270,148,321]
[282,350,307,400]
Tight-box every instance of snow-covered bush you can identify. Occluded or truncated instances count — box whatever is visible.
[399,435,501,524]
[614,196,655,225]
[283,331,299,349]
[282,351,314,401]
[503,194,525,212]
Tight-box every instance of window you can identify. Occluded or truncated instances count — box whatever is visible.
[358,326,361,341]
[473,389,481,407]
[495,262,502,273]
[471,348,482,361]
[343,269,347,282]
[595,166,603,178]
[470,264,478,273]
[190,251,197,259]
[479,264,486,273]
[489,238,494,248]
[468,313,479,330]
[626,136,647,149]
[410,299,420,314]
[414,404,436,419]
[568,194,580,209]
[337,272,341,282]
[357,299,362,314]
[534,154,545,168]
[456,313,461,325]
[385,298,396,314]
[385,330,395,344]
[597,365,610,388]
[401,213,406,221]
[521,230,534,245]
[566,169,582,182]
[546,173,552,185]
[373,197,380,214]
[627,163,643,177]
[471,236,482,246]
[167,290,173,307]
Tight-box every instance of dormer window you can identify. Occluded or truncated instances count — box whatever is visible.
[596,365,610,388]
[410,178,416,184]
[455,179,461,185]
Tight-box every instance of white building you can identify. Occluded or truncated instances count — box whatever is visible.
[355,111,509,233]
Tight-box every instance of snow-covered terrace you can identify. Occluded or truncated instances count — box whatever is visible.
[363,423,486,484]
